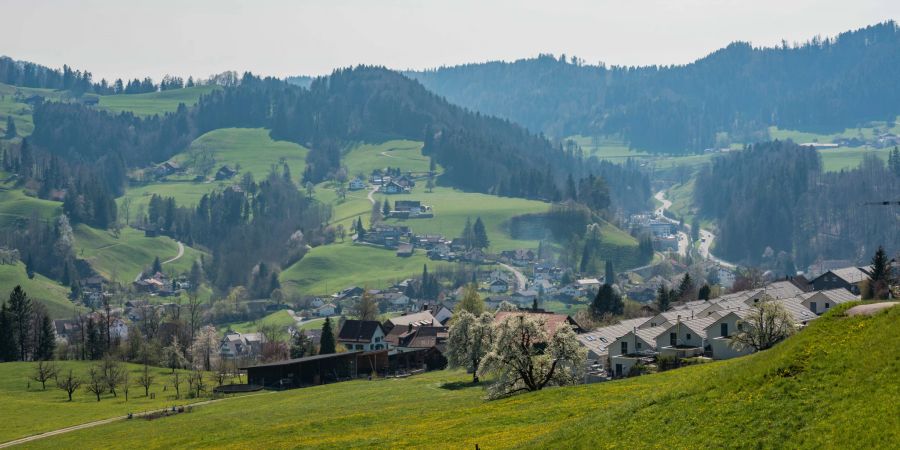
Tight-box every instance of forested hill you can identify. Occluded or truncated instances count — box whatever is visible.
[24,66,649,210]
[407,21,900,153]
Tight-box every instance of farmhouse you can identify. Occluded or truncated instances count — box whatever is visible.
[349,177,366,190]
[220,331,265,360]
[493,310,585,337]
[809,267,870,294]
[396,243,414,257]
[215,165,238,180]
[337,320,387,351]
[489,278,510,293]
[380,180,407,194]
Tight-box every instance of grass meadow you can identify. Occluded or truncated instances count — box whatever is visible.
[17,303,899,449]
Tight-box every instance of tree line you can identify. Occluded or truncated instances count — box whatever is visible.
[409,21,900,154]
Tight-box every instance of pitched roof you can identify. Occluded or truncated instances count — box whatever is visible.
[337,320,384,343]
[386,311,438,329]
[798,288,858,305]
[494,311,582,336]
[830,267,870,284]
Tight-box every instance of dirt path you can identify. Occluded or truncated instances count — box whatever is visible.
[162,241,185,264]
[845,302,897,316]
[0,393,268,448]
[367,185,378,205]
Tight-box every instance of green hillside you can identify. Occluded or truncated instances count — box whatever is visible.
[0,82,71,137]
[279,242,434,296]
[0,361,223,443]
[74,225,205,284]
[20,302,899,448]
[0,185,61,227]
[121,128,308,212]
[97,85,219,117]
[0,262,78,319]
[343,140,433,176]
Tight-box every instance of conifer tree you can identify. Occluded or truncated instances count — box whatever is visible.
[320,317,336,354]
[4,116,16,139]
[605,260,615,285]
[8,285,32,361]
[473,217,490,249]
[0,302,16,361]
[34,310,56,360]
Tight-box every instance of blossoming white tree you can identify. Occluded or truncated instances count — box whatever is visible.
[478,314,586,399]
[446,310,494,383]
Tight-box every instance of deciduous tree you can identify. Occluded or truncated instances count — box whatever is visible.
[446,311,494,383]
[730,300,795,352]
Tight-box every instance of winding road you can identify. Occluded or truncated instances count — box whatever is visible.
[133,240,186,282]
[499,263,527,292]
[654,190,735,268]
[367,185,378,205]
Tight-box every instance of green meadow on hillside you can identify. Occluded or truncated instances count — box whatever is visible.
[0,82,71,137]
[97,85,219,117]
[21,303,898,449]
[120,128,308,212]
[0,361,225,443]
[74,225,204,284]
[217,309,297,334]
[343,140,433,176]
[279,242,435,296]
[0,262,79,319]
[0,185,61,227]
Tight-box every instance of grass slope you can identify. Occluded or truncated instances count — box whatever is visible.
[0,186,61,227]
[0,82,71,137]
[74,225,204,284]
[218,310,296,334]
[97,85,219,117]
[279,242,434,296]
[0,361,222,443]
[121,128,308,212]
[0,262,79,319]
[343,140,432,176]
[24,302,899,448]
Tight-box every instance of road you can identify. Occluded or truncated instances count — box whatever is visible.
[499,263,527,292]
[0,393,270,448]
[653,191,689,258]
[133,241,186,282]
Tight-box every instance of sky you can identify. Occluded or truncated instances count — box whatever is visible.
[2,0,899,82]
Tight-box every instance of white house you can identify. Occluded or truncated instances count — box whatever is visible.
[349,177,366,190]
[337,320,387,351]
[489,278,510,293]
[797,289,857,315]
[314,303,337,317]
[655,316,717,358]
[704,310,755,360]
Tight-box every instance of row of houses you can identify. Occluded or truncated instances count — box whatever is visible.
[577,282,858,377]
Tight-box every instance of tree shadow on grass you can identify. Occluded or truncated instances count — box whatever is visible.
[440,380,481,391]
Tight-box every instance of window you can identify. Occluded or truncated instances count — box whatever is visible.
[825,303,830,309]
[721,322,728,337]
[621,341,628,354]
[669,332,677,346]
[636,342,642,349]
[686,333,692,341]
[810,301,817,312]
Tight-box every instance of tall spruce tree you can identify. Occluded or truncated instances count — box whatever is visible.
[319,317,336,355]
[8,285,32,361]
[0,302,16,361]
[473,217,490,249]
[656,285,671,312]
[605,260,615,285]
[34,311,56,360]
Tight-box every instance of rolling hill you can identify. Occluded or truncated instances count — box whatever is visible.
[17,302,899,449]
[97,85,219,117]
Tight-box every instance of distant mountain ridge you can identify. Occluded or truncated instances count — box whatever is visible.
[402,21,900,153]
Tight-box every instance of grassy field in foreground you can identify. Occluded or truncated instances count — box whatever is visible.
[0,262,80,319]
[23,303,899,449]
[74,225,205,284]
[0,361,223,443]
[97,85,219,117]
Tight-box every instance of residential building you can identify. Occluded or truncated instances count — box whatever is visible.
[337,320,387,351]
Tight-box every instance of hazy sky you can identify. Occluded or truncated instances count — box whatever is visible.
[2,0,898,81]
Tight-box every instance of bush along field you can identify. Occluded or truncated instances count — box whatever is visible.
[18,302,899,449]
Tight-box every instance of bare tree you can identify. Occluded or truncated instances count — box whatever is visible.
[85,365,106,402]
[171,371,182,399]
[730,300,796,352]
[186,291,203,344]
[31,361,59,390]
[102,357,124,398]
[213,358,229,387]
[121,369,131,402]
[190,369,207,398]
[56,369,82,401]
[138,363,154,397]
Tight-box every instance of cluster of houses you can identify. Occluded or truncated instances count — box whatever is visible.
[578,280,858,378]
[133,271,189,297]
[373,172,416,194]
[628,213,680,252]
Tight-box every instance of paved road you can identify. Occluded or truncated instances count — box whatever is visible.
[654,191,689,258]
[499,263,527,292]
